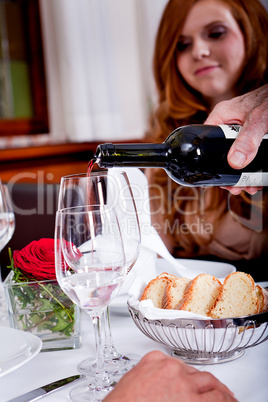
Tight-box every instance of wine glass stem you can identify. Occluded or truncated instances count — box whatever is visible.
[91,311,110,386]
[103,306,120,359]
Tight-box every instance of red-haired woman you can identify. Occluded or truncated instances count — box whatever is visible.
[145,0,268,278]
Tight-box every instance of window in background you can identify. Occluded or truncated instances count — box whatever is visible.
[39,0,167,144]
[0,0,48,136]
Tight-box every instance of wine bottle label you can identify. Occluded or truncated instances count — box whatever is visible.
[220,124,268,139]
[219,124,241,138]
[234,172,268,187]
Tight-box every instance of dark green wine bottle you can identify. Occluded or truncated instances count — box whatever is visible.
[94,124,268,187]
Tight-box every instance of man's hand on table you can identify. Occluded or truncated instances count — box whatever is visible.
[104,351,237,401]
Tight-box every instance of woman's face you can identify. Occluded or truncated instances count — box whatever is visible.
[176,0,245,108]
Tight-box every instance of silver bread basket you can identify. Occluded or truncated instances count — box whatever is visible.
[128,302,268,364]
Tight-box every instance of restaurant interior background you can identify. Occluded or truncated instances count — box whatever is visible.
[0,0,268,279]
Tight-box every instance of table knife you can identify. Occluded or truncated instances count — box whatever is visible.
[9,375,83,401]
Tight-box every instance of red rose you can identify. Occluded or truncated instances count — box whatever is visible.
[13,238,57,281]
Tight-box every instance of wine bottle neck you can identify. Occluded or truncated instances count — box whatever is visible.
[95,143,169,168]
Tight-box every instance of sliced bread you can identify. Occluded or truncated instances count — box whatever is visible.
[209,272,259,318]
[256,285,268,313]
[162,277,191,309]
[140,272,175,308]
[176,273,222,316]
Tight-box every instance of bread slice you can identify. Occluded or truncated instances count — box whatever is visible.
[162,277,191,309]
[157,272,179,281]
[209,272,259,318]
[262,287,268,312]
[176,274,222,316]
[256,285,268,313]
[140,272,175,308]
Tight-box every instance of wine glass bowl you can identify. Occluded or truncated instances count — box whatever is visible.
[0,183,15,252]
[57,207,126,309]
[55,205,126,401]
[58,171,141,273]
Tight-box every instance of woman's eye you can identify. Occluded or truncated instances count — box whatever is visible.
[208,27,227,39]
[176,41,190,52]
[209,32,223,38]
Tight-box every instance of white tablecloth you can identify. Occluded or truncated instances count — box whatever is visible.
[0,275,267,402]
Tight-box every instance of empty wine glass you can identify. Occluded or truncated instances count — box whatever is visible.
[57,172,141,377]
[0,182,15,310]
[55,205,126,401]
[0,183,9,252]
[2,185,15,245]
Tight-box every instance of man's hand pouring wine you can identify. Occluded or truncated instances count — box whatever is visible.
[205,84,268,195]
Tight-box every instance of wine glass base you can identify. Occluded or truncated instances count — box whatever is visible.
[69,378,115,401]
[78,353,141,379]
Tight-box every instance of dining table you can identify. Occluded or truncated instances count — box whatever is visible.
[0,264,267,402]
